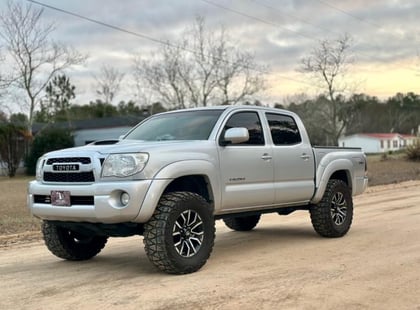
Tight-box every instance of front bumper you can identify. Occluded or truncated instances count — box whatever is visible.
[28,180,153,224]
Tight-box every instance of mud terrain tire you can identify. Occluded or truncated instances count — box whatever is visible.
[310,179,353,238]
[143,192,215,274]
[42,221,108,260]
[223,214,261,231]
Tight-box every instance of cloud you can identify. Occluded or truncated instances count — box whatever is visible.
[1,0,419,105]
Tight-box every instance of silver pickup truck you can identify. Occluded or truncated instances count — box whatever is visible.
[28,105,368,274]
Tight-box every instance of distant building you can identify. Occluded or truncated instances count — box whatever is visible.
[338,133,418,153]
[0,116,147,176]
[32,116,146,146]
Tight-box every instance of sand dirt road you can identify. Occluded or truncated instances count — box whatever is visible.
[1,181,420,310]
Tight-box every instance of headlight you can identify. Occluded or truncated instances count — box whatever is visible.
[35,156,46,181]
[101,153,149,177]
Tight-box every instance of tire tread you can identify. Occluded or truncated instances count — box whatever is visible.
[310,179,353,238]
[42,221,108,261]
[143,192,215,274]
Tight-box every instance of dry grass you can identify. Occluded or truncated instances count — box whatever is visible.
[0,176,40,235]
[367,153,420,186]
[1,156,419,240]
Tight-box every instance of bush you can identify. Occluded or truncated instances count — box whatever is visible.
[380,153,388,161]
[25,128,74,175]
[405,140,420,161]
[0,123,27,177]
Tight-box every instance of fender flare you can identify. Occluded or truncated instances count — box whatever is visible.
[134,160,220,222]
[311,158,353,204]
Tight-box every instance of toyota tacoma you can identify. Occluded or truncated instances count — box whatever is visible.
[28,105,368,274]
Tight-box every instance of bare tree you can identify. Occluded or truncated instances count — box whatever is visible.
[0,1,85,131]
[0,49,6,113]
[216,49,265,105]
[0,47,14,113]
[133,16,266,109]
[94,64,125,104]
[0,48,6,88]
[299,33,355,145]
[134,43,188,109]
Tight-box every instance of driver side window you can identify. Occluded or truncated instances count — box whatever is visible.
[221,112,265,145]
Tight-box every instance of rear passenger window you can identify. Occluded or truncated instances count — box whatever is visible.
[222,112,264,145]
[266,113,301,145]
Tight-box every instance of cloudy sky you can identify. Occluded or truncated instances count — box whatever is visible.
[3,0,420,106]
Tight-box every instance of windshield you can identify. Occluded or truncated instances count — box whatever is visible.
[124,110,223,141]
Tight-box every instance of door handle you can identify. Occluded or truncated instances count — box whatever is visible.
[300,153,310,160]
[261,153,272,160]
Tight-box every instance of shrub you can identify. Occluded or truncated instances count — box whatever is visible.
[405,140,420,161]
[0,123,27,177]
[380,153,388,161]
[25,128,74,175]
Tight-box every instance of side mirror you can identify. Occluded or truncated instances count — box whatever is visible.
[222,127,249,145]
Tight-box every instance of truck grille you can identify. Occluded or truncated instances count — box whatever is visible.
[47,157,91,164]
[43,156,95,183]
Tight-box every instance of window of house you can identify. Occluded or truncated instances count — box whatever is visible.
[393,140,398,148]
[220,111,264,145]
[266,113,302,145]
[380,140,384,148]
[387,140,391,148]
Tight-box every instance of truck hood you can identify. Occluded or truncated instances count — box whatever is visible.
[44,139,215,157]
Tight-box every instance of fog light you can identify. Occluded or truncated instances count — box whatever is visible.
[120,192,130,206]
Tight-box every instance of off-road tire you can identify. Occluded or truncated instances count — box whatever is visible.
[143,191,215,274]
[223,214,261,231]
[42,221,108,260]
[310,179,353,238]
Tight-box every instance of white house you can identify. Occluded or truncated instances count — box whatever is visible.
[338,133,418,153]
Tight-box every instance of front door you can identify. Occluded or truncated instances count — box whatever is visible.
[218,111,274,211]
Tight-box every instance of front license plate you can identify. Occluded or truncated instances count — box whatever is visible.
[51,190,71,206]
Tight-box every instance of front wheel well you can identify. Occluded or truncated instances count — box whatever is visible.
[163,175,213,203]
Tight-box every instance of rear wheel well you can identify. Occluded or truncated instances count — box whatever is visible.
[330,170,351,188]
[163,175,213,203]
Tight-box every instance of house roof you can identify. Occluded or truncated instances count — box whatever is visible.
[362,133,417,140]
[343,133,417,140]
[362,133,400,139]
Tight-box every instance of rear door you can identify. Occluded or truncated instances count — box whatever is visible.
[265,112,315,204]
[218,111,274,211]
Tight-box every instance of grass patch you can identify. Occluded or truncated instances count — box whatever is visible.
[367,154,420,186]
[0,176,41,235]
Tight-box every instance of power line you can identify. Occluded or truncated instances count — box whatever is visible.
[27,0,266,72]
[203,0,417,73]
[27,0,187,52]
[315,0,382,29]
[200,0,318,42]
[250,0,341,37]
[29,0,415,94]
[312,0,417,72]
[26,0,321,89]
